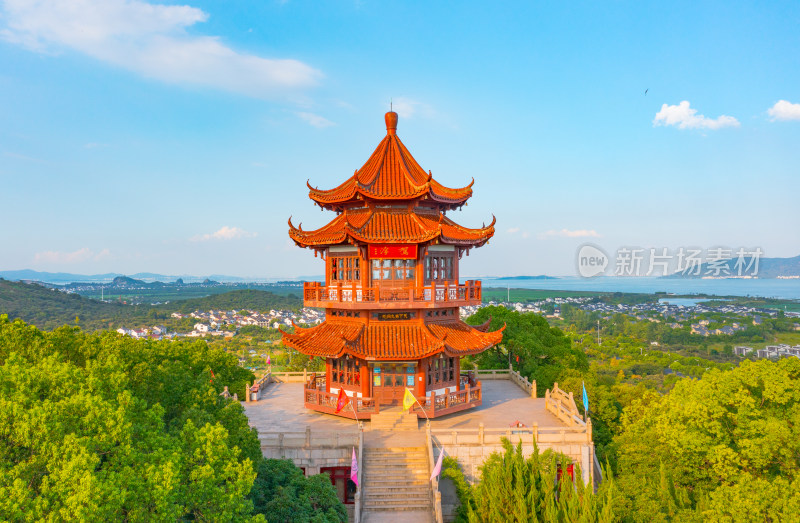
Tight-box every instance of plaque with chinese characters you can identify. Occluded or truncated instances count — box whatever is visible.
[368,244,418,259]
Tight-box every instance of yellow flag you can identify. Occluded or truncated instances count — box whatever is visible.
[402,388,416,412]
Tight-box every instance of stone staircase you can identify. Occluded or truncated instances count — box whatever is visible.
[361,444,433,522]
[368,408,419,431]
[360,411,433,523]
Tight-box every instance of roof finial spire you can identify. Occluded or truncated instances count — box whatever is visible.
[385,104,398,135]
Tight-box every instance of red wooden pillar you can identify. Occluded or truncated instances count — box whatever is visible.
[325,358,333,393]
[415,357,426,397]
[360,359,370,397]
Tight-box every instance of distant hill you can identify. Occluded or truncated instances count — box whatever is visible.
[112,275,147,286]
[0,270,268,284]
[0,269,122,283]
[664,255,800,279]
[0,279,302,331]
[169,289,301,313]
[0,278,142,330]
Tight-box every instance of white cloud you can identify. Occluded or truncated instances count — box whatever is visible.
[33,247,111,264]
[391,97,434,119]
[0,0,321,98]
[506,227,520,234]
[192,226,257,242]
[538,229,601,239]
[297,111,335,128]
[653,101,739,130]
[767,100,800,121]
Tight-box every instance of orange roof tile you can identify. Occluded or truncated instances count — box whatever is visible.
[307,112,473,210]
[281,319,503,360]
[288,207,495,248]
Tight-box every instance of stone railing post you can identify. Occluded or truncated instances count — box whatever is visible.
[478,422,485,445]
[305,426,311,448]
[533,422,539,443]
[532,380,537,398]
[244,382,251,402]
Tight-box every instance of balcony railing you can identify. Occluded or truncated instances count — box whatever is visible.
[303,280,482,309]
[410,381,482,418]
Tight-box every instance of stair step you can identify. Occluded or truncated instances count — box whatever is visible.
[364,456,428,466]
[364,469,428,475]
[364,498,431,506]
[366,489,430,497]
[362,505,432,513]
[364,477,428,483]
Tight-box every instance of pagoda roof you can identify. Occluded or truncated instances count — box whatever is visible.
[281,319,504,361]
[288,206,495,248]
[307,112,473,210]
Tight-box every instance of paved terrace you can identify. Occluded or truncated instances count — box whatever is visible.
[243,380,569,434]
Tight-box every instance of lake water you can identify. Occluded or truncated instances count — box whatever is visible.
[471,276,800,301]
[657,298,707,307]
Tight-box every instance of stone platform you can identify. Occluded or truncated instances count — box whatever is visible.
[243,380,565,434]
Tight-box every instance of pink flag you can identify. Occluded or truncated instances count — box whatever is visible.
[430,450,444,482]
[351,447,359,487]
[266,355,271,365]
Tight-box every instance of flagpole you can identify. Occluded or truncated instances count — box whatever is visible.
[350,392,359,422]
[406,387,449,483]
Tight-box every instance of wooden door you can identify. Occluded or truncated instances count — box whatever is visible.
[371,363,416,405]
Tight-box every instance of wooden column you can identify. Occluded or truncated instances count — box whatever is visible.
[360,359,370,397]
[415,358,426,397]
[325,358,333,393]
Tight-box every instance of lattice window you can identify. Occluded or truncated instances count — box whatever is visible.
[330,256,360,282]
[331,358,360,386]
[424,255,454,282]
[371,259,414,282]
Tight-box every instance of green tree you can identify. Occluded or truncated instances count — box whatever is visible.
[613,358,800,521]
[445,439,616,522]
[467,306,587,392]
[250,459,347,522]
[0,315,347,522]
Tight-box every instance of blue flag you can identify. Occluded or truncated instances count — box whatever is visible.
[582,381,589,417]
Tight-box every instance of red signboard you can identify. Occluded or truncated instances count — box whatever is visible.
[368,244,418,259]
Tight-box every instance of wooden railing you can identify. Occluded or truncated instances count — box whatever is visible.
[303,280,482,309]
[410,382,482,418]
[545,382,586,426]
[304,386,380,418]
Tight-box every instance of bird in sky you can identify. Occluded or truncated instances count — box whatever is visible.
[645,88,649,96]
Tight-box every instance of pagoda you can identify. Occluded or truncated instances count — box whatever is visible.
[282,111,503,418]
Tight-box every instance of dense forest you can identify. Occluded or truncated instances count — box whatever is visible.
[0,279,301,332]
[461,306,800,521]
[0,316,345,522]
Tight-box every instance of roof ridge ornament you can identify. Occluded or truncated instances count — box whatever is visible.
[385,111,398,135]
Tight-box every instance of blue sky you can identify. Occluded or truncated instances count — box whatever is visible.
[1,0,798,278]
